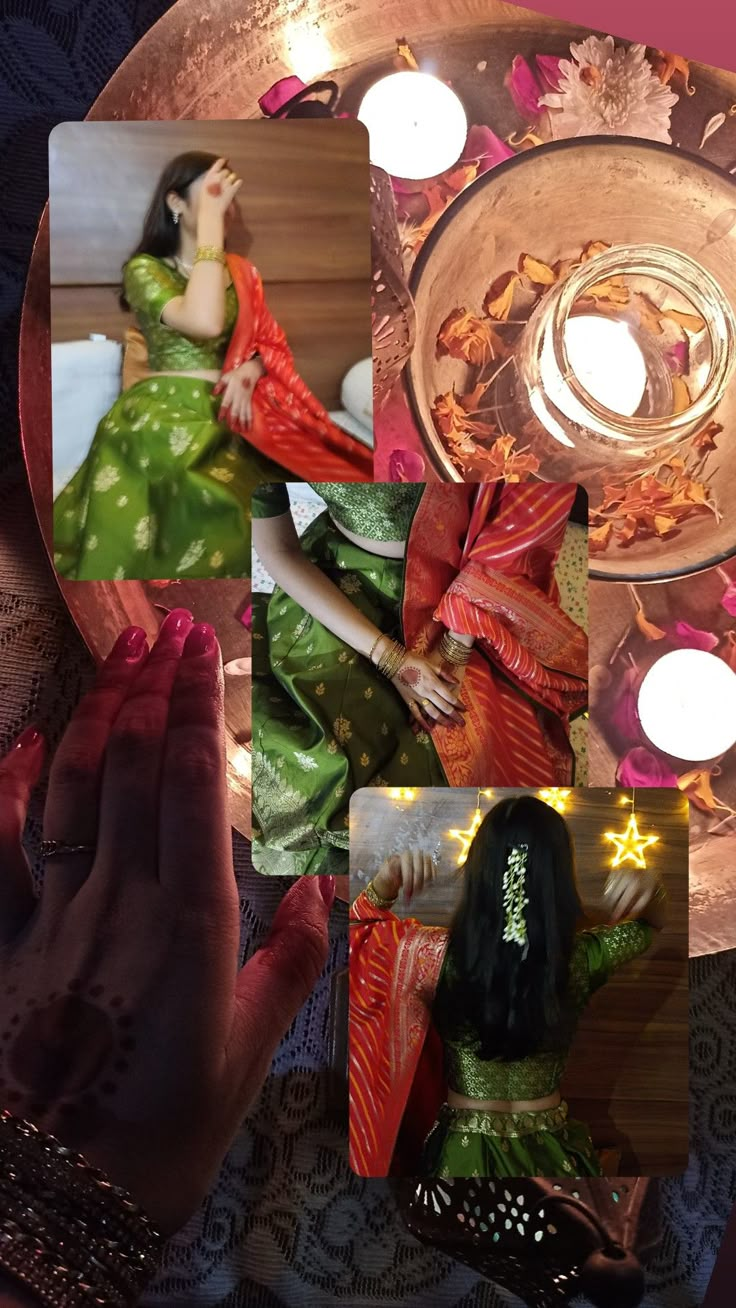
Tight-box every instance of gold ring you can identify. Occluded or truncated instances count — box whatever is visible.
[420,698,430,707]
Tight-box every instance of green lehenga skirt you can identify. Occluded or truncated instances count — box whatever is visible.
[53,376,286,580]
[420,1102,603,1179]
[252,512,447,876]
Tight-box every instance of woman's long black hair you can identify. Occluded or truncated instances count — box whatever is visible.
[119,151,219,308]
[433,795,582,1062]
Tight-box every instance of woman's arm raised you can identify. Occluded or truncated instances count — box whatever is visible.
[161,158,241,340]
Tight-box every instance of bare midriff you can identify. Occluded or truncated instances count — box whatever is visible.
[447,1088,562,1113]
[331,517,406,559]
[147,368,222,383]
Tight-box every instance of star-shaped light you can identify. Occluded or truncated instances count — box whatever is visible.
[449,808,483,865]
[538,788,571,815]
[604,811,659,869]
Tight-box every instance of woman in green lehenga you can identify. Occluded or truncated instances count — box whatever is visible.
[251,481,589,875]
[349,795,668,1180]
[53,152,371,581]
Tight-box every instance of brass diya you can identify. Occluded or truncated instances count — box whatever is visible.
[405,138,736,581]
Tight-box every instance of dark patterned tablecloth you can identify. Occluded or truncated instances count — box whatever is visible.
[0,4,734,1306]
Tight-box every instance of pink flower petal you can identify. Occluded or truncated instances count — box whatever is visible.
[258,76,307,117]
[461,123,515,175]
[240,602,253,630]
[609,666,643,745]
[721,581,736,617]
[616,746,679,787]
[388,448,425,482]
[505,54,544,121]
[535,55,564,92]
[665,621,719,651]
[665,340,689,375]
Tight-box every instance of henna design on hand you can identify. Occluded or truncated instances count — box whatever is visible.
[206,182,222,196]
[398,664,421,689]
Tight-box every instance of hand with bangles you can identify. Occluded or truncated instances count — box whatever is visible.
[371,848,438,906]
[0,610,333,1306]
[371,637,466,731]
[214,355,266,429]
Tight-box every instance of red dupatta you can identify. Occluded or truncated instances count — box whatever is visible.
[220,254,373,481]
[401,482,588,787]
[349,891,448,1177]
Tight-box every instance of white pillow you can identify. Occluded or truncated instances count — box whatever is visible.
[52,339,122,495]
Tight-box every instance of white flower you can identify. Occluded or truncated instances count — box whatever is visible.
[540,37,678,143]
[116,495,129,508]
[87,534,99,551]
[169,427,192,456]
[209,550,225,568]
[176,539,206,573]
[133,515,155,551]
[114,565,126,580]
[93,465,120,492]
[294,751,318,771]
[139,456,150,470]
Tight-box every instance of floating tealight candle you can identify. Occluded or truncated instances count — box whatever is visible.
[357,71,467,180]
[637,648,736,761]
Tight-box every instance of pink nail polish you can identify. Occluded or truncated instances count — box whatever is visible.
[319,875,336,907]
[158,608,194,638]
[13,726,42,750]
[183,623,217,657]
[109,627,147,662]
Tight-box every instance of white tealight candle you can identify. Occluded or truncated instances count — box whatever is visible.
[564,315,648,416]
[637,649,736,761]
[357,71,467,180]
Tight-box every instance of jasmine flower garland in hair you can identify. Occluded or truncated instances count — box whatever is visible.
[502,843,529,956]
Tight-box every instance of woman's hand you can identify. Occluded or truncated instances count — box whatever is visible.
[602,869,662,924]
[389,649,465,729]
[373,849,437,905]
[0,610,334,1237]
[215,357,265,429]
[197,157,243,221]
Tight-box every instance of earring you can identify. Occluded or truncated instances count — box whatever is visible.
[172,211,180,225]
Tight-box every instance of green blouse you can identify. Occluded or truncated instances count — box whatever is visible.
[442,919,653,1101]
[251,481,425,543]
[123,254,237,371]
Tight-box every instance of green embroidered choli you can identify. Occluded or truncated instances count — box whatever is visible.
[251,481,424,543]
[442,920,653,1100]
[123,254,237,371]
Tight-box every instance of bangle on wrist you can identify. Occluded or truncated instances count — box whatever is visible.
[375,637,407,680]
[367,634,384,665]
[0,1110,163,1307]
[439,631,472,666]
[194,244,226,266]
[364,878,398,909]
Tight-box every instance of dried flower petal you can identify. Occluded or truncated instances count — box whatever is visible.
[662,308,706,333]
[652,50,695,95]
[483,271,521,320]
[519,252,557,285]
[618,747,678,787]
[505,54,544,121]
[692,421,722,452]
[589,521,613,552]
[436,308,507,366]
[700,112,727,149]
[633,292,664,333]
[388,448,426,482]
[535,55,563,92]
[580,240,611,262]
[665,620,719,651]
[462,124,515,175]
[671,376,691,413]
[677,768,721,812]
[721,580,736,617]
[634,608,667,639]
[665,339,689,375]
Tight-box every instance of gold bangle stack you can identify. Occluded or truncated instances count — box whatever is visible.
[439,631,472,665]
[364,879,398,909]
[375,637,407,680]
[194,244,226,266]
[0,1110,163,1307]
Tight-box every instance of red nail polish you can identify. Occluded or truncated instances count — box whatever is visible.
[319,875,336,908]
[183,623,217,657]
[158,608,194,638]
[13,726,42,751]
[109,627,147,662]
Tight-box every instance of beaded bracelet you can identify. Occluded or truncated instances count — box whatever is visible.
[0,1110,163,1307]
[364,879,398,909]
[194,244,226,265]
[439,631,473,666]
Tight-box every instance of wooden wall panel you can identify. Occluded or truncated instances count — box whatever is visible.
[349,786,689,1176]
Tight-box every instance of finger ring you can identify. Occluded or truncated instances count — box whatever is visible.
[420,698,430,707]
[40,840,95,860]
